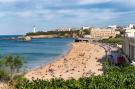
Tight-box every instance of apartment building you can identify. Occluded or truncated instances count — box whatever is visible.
[90,28,119,39]
[125,24,135,37]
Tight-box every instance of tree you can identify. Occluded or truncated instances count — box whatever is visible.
[83,29,90,35]
[79,30,84,38]
[2,55,23,77]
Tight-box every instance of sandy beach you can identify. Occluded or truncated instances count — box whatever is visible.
[25,42,106,80]
[0,83,9,89]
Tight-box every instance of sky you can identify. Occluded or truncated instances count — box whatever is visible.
[0,0,135,35]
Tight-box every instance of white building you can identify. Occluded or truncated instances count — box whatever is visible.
[125,24,135,37]
[122,24,135,61]
[82,26,90,30]
[128,24,135,29]
[108,25,117,29]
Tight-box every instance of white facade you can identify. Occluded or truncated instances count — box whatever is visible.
[125,24,135,37]
[128,24,135,29]
[125,29,135,37]
[82,26,90,30]
[108,25,117,29]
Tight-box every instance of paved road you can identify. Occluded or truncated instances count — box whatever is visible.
[94,42,119,64]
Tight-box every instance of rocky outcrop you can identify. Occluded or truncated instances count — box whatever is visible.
[22,35,58,41]
[29,35,58,38]
[23,36,32,41]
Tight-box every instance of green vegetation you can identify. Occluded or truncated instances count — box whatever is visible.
[26,31,79,37]
[26,29,90,38]
[1,55,135,89]
[83,29,91,35]
[0,55,24,82]
[14,60,135,89]
[100,36,122,45]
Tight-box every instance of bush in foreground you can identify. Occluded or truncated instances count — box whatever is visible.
[15,61,135,89]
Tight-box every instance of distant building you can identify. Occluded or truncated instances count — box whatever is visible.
[56,28,71,32]
[108,25,117,29]
[82,26,90,30]
[128,24,135,29]
[83,35,91,38]
[122,37,135,61]
[125,24,135,37]
[90,28,119,39]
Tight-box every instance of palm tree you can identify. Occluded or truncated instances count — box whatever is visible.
[2,55,23,77]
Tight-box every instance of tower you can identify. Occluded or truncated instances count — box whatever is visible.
[33,25,36,33]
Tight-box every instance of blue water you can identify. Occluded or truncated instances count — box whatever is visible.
[0,35,73,69]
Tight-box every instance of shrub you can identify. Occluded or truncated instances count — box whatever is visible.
[14,61,135,89]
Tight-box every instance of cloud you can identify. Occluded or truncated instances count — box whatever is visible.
[0,0,29,3]
[78,0,135,5]
[15,11,32,17]
[0,0,135,21]
[78,0,112,4]
[0,0,135,35]
[120,0,135,6]
[0,11,32,18]
[1,6,135,22]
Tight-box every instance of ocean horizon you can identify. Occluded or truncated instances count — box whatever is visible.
[0,35,73,70]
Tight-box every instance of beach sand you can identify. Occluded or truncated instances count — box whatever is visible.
[0,83,9,89]
[25,42,106,80]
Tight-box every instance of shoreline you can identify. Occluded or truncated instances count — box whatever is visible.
[25,42,106,80]
[23,42,73,73]
[39,43,73,69]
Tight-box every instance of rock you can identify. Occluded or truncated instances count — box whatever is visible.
[24,36,32,41]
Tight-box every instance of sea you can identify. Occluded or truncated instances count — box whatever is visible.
[0,35,73,70]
